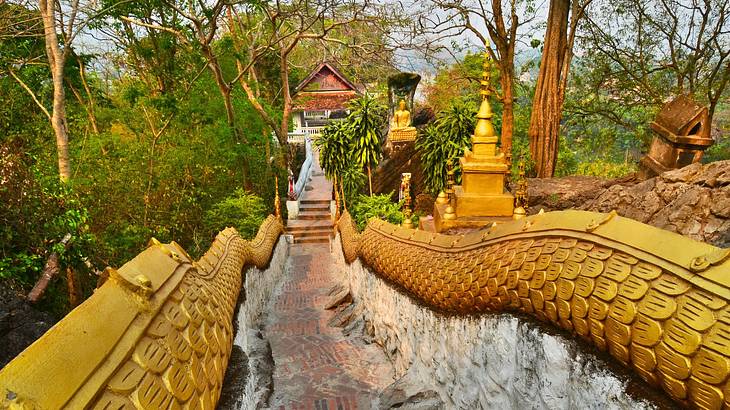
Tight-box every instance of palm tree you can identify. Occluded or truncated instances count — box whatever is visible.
[315,120,351,206]
[347,95,386,196]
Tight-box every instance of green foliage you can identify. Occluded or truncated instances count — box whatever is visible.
[575,161,637,178]
[340,162,367,206]
[348,95,387,192]
[350,193,404,231]
[553,63,657,177]
[705,138,730,163]
[204,190,268,239]
[317,95,385,199]
[416,99,477,194]
[423,52,485,113]
[0,31,282,314]
[0,145,94,287]
[704,104,730,162]
[315,120,351,180]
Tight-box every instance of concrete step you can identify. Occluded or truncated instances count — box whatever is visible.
[287,220,333,232]
[294,235,330,244]
[288,226,333,235]
[299,211,331,220]
[292,229,333,238]
[300,202,330,211]
[300,199,331,206]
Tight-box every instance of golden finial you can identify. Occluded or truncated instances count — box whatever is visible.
[474,40,497,146]
[334,177,341,221]
[401,174,413,229]
[274,175,281,218]
[445,158,456,201]
[481,39,491,101]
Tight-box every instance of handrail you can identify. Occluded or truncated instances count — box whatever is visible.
[287,127,324,144]
[0,215,284,409]
[336,209,730,409]
[293,136,313,200]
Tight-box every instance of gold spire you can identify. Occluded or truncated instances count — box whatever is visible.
[473,40,498,148]
[274,175,281,218]
[480,39,491,101]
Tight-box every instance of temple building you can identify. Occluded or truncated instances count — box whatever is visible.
[289,62,361,143]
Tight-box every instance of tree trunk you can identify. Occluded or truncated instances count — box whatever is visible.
[528,0,570,178]
[500,62,515,162]
[77,56,99,134]
[279,48,293,169]
[39,0,71,182]
[201,44,235,128]
[367,165,373,196]
[28,233,72,303]
[66,267,80,307]
[51,61,71,181]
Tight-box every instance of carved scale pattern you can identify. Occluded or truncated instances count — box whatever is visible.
[0,215,283,409]
[338,211,730,410]
[91,216,283,409]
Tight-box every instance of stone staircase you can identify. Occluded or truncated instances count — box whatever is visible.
[287,199,333,244]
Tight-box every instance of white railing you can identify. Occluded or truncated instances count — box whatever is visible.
[287,126,325,144]
[287,132,306,144]
[293,136,313,200]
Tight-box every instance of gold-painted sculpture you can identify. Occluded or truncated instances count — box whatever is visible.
[0,216,284,409]
[434,42,514,231]
[389,99,417,143]
[392,100,412,129]
[274,175,281,219]
[401,173,413,229]
[513,159,528,219]
[338,209,730,410]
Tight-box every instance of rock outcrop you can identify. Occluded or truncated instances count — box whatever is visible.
[528,161,730,247]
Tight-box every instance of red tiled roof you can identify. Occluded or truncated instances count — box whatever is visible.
[292,91,359,111]
[294,62,359,93]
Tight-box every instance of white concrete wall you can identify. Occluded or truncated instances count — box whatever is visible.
[232,237,290,410]
[332,234,657,410]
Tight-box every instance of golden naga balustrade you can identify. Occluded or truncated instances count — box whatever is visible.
[338,210,730,410]
[0,215,283,409]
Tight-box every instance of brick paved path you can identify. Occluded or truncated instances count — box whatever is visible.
[265,244,393,409]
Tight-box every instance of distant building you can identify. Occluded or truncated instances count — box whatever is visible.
[289,62,361,143]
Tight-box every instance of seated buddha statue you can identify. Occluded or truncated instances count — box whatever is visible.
[389,99,417,142]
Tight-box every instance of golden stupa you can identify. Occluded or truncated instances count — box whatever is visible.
[433,44,515,231]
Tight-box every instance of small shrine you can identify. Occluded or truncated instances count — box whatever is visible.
[386,73,421,145]
[639,95,714,178]
[433,47,516,232]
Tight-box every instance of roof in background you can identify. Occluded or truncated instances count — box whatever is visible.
[293,62,360,94]
[292,90,359,111]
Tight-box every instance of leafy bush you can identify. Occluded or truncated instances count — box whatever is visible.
[416,99,476,194]
[350,193,404,231]
[0,144,95,286]
[316,120,352,180]
[340,162,367,207]
[575,160,637,178]
[204,189,268,239]
[704,136,730,163]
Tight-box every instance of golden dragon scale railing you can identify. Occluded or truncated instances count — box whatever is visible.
[338,210,730,410]
[0,215,283,409]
